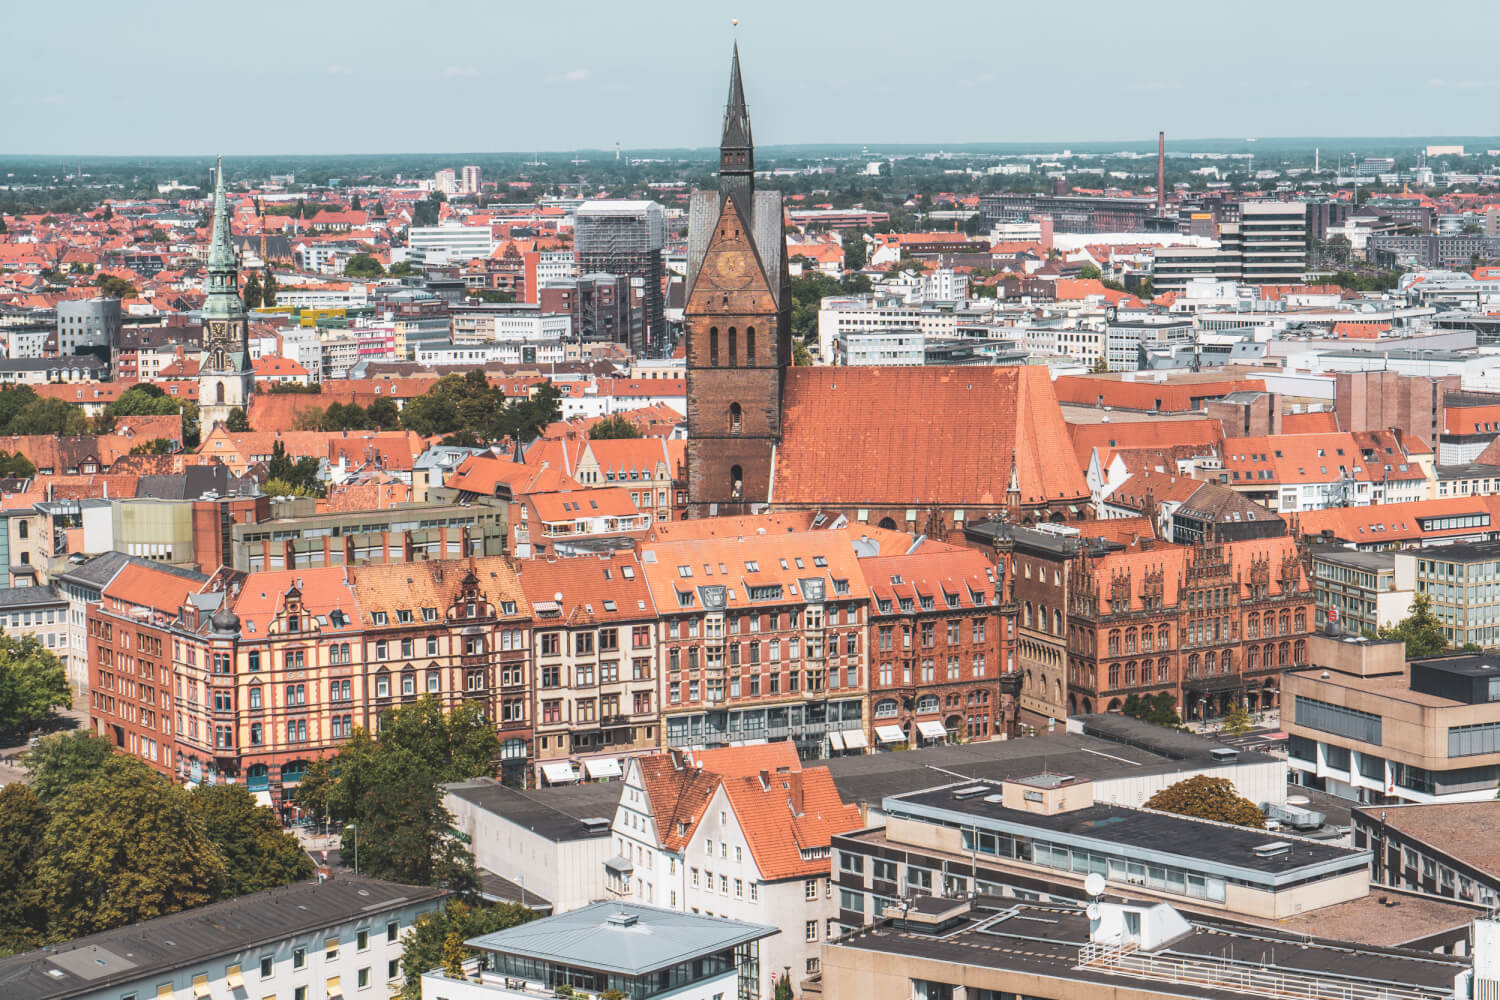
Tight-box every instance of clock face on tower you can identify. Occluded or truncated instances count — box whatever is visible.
[710,249,752,289]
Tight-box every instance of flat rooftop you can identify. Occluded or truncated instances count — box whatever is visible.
[823,718,1272,807]
[1360,800,1500,885]
[889,783,1363,881]
[829,900,1467,1000]
[1310,546,1398,571]
[467,901,775,976]
[0,875,444,1000]
[1411,653,1500,679]
[444,778,621,842]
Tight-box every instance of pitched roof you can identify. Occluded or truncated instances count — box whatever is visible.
[775,367,1088,508]
[633,752,721,852]
[346,557,529,626]
[718,767,862,881]
[100,563,206,615]
[514,552,655,624]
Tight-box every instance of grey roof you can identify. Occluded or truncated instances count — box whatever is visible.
[685,188,785,307]
[890,783,1362,881]
[0,875,445,1000]
[823,719,1270,807]
[466,901,776,976]
[444,777,621,842]
[135,465,256,501]
[478,869,553,914]
[0,584,65,609]
[1310,546,1397,572]
[55,551,208,594]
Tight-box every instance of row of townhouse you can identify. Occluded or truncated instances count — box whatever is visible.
[87,528,1016,811]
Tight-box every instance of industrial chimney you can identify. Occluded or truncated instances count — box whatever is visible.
[1157,131,1166,215]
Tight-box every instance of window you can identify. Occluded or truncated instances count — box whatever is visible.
[388,959,400,981]
[387,921,399,942]
[326,936,339,960]
[295,989,307,1000]
[805,919,819,942]
[260,957,273,978]
[358,967,370,989]
[357,929,368,951]
[805,878,818,900]
[294,947,306,969]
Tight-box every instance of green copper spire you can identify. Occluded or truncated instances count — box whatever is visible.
[203,155,246,322]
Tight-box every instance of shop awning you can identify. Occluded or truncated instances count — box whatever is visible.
[827,731,846,750]
[584,757,622,780]
[540,761,578,785]
[252,790,272,808]
[875,725,906,744]
[917,720,948,740]
[843,730,869,750]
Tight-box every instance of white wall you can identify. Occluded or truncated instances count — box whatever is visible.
[447,790,613,913]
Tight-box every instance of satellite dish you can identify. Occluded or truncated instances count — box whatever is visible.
[1084,873,1106,898]
[1086,902,1101,921]
[554,591,564,604]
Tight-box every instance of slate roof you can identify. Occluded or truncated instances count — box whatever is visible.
[774,366,1088,508]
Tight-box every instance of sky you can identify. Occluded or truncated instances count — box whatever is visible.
[5,0,1500,156]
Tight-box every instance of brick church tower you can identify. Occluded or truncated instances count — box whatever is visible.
[684,45,791,517]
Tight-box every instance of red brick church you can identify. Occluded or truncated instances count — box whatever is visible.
[684,47,1091,535]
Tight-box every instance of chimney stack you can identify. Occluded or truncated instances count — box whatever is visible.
[1157,131,1166,215]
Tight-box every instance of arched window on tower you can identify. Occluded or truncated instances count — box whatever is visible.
[730,465,743,502]
[216,382,226,405]
[709,326,719,366]
[746,326,755,364]
[728,327,738,368]
[729,402,742,435]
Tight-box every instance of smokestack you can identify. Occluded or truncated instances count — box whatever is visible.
[1157,131,1166,214]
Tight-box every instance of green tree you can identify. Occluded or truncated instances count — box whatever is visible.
[243,271,263,310]
[343,752,478,893]
[474,289,516,304]
[0,634,71,737]
[367,397,400,430]
[0,387,38,432]
[589,414,641,439]
[226,407,251,432]
[389,261,416,278]
[267,440,323,495]
[1377,593,1449,659]
[8,398,90,436]
[1077,263,1102,281]
[262,477,319,498]
[442,932,468,979]
[293,755,338,828]
[345,253,386,278]
[1144,775,1265,829]
[775,974,794,1000]
[1221,703,1253,736]
[793,340,814,366]
[23,731,116,803]
[398,900,537,1000]
[350,194,362,211]
[32,761,227,938]
[1091,355,1110,373]
[0,449,37,477]
[0,783,49,953]
[843,233,868,271]
[128,438,172,455]
[94,273,138,298]
[189,784,313,897]
[262,270,279,307]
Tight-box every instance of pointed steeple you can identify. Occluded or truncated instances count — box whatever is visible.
[718,43,754,215]
[203,156,246,322]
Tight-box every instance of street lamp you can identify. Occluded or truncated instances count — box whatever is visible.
[347,822,359,875]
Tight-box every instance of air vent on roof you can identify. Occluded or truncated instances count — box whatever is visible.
[951,784,990,800]
[606,911,639,928]
[1209,747,1239,762]
[1252,841,1292,859]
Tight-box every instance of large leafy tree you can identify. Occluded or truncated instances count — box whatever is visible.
[345,253,386,278]
[0,635,70,737]
[23,731,116,803]
[0,784,49,953]
[32,761,227,938]
[1121,692,1182,728]
[367,397,400,430]
[0,449,37,477]
[6,397,89,436]
[189,784,314,897]
[589,414,641,440]
[378,697,500,782]
[398,900,536,1000]
[267,440,323,495]
[1377,594,1449,660]
[1144,775,1265,829]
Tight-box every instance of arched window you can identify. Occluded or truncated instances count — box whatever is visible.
[729,402,742,435]
[1124,628,1137,654]
[1294,639,1306,664]
[1247,615,1259,640]
[1108,663,1120,687]
[1157,624,1170,648]
[1054,610,1062,636]
[709,326,719,365]
[1025,603,1034,629]
[730,465,743,501]
[1124,660,1137,686]
[1222,649,1233,673]
[248,683,262,710]
[874,698,899,718]
[746,326,755,363]
[1279,641,1290,666]
[1294,609,1306,632]
[728,327,738,367]
[1279,610,1290,635]
[1107,629,1120,655]
[1141,628,1153,652]
[246,763,270,791]
[1158,658,1169,682]
[1187,653,1200,677]
[1037,604,1048,634]
[216,381,226,404]
[1263,610,1274,634]
[915,694,940,714]
[1204,651,1216,674]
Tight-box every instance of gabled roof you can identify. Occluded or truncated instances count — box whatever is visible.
[633,752,721,852]
[775,367,1087,508]
[718,767,862,881]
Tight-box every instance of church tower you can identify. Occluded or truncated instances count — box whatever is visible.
[684,45,791,517]
[198,156,253,430]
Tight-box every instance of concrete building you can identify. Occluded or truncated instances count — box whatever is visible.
[408,224,493,264]
[1311,547,1417,635]
[444,777,620,913]
[451,304,571,346]
[1287,633,1500,804]
[573,201,666,354]
[420,901,777,1000]
[1413,542,1500,647]
[1104,316,1195,372]
[230,499,508,572]
[1236,200,1308,285]
[0,583,69,656]
[0,875,445,1000]
[55,297,121,358]
[1356,800,1500,908]
[1335,371,1457,449]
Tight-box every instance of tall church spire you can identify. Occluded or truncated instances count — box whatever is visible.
[718,43,754,215]
[203,156,246,322]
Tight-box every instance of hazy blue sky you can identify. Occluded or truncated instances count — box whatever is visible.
[6,0,1498,155]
